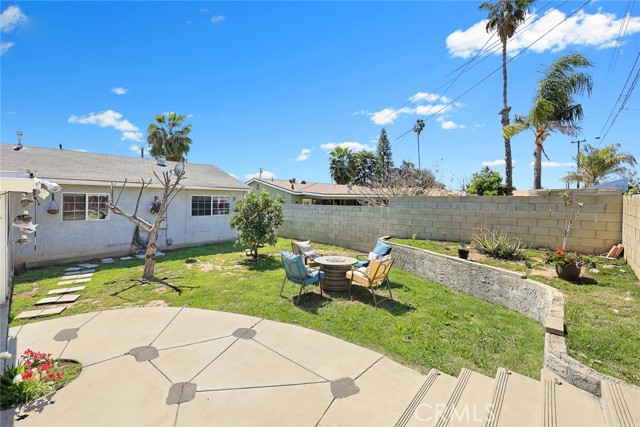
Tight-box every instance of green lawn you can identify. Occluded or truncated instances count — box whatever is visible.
[392,238,640,386]
[9,239,544,381]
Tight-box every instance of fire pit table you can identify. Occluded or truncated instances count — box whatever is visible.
[314,256,358,292]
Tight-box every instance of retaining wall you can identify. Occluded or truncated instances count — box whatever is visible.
[384,239,638,396]
[622,195,640,278]
[278,190,623,255]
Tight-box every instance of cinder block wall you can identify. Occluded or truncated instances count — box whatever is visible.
[278,190,623,254]
[623,195,640,278]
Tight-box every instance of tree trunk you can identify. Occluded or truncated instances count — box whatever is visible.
[534,137,543,190]
[143,229,159,279]
[417,134,421,170]
[501,39,513,195]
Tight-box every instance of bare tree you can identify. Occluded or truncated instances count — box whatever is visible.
[108,168,185,279]
[358,161,444,206]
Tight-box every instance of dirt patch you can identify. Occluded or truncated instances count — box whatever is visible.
[14,288,39,298]
[146,300,169,307]
[199,263,242,272]
[153,286,170,294]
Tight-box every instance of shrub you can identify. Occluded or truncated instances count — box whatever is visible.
[471,228,527,260]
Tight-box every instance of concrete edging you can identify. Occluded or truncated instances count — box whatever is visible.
[383,238,638,397]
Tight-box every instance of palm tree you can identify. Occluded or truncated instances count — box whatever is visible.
[328,146,354,185]
[504,54,593,189]
[413,119,425,169]
[562,143,637,187]
[148,112,193,162]
[479,0,534,195]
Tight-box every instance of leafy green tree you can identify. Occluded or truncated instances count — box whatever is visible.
[479,0,534,195]
[504,53,593,189]
[467,166,506,195]
[148,112,193,162]
[375,128,394,181]
[229,190,284,260]
[328,146,355,185]
[412,119,425,169]
[562,143,637,187]
[353,150,377,186]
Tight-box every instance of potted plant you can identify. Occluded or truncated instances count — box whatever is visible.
[545,247,589,281]
[457,244,470,260]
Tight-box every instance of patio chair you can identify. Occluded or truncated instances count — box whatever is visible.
[346,256,394,307]
[353,239,392,269]
[291,240,319,267]
[280,250,325,305]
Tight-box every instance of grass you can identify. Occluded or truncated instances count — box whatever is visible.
[9,239,544,381]
[393,237,640,386]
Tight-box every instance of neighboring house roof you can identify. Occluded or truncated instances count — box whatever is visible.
[1,144,249,191]
[247,178,380,198]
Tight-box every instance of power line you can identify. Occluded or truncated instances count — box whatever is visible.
[601,0,635,97]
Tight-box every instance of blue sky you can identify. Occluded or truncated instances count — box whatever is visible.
[2,1,639,191]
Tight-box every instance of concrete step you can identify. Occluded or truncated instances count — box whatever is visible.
[398,369,458,427]
[601,379,640,427]
[541,369,605,427]
[486,368,541,427]
[434,368,495,427]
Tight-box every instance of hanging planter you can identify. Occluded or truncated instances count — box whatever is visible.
[47,194,60,215]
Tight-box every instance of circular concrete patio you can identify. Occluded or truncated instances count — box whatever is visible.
[5,307,429,426]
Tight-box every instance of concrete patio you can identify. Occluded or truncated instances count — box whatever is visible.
[3,307,637,426]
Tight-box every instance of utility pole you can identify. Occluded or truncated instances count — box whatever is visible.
[571,139,586,188]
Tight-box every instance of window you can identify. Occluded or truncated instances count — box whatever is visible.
[191,195,231,216]
[62,193,110,221]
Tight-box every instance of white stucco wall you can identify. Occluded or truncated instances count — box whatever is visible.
[11,184,244,267]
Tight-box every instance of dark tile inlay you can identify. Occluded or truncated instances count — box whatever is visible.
[53,328,79,341]
[232,328,256,340]
[128,346,159,362]
[330,377,360,399]
[166,382,197,405]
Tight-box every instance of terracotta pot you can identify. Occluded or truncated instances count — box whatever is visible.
[457,248,469,260]
[556,263,581,281]
[47,209,59,215]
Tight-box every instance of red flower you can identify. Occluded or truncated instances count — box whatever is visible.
[575,252,581,257]
[555,247,565,252]
[567,258,575,264]
[40,363,51,372]
[557,253,565,258]
[48,373,57,380]
[57,372,65,379]
[22,371,33,379]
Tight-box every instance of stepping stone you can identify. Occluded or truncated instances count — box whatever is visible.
[63,272,93,279]
[120,256,133,260]
[78,263,98,268]
[47,286,86,295]
[156,251,165,257]
[35,294,80,305]
[135,254,146,259]
[14,307,66,319]
[64,270,94,276]
[65,267,83,271]
[58,278,92,286]
[101,258,115,263]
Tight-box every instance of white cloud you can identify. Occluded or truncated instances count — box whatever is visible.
[369,92,457,125]
[211,15,225,24]
[447,9,640,58]
[68,110,142,142]
[1,5,27,33]
[0,41,14,55]
[483,159,506,167]
[410,92,451,104]
[296,148,311,162]
[437,116,466,130]
[245,170,275,180]
[370,107,413,125]
[129,144,144,154]
[320,142,374,152]
[122,131,143,142]
[529,161,575,168]
[352,109,369,116]
[111,87,129,95]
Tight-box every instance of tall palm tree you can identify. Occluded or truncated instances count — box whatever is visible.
[479,0,534,195]
[562,143,637,187]
[413,119,425,169]
[328,146,354,185]
[148,112,193,162]
[504,54,593,189]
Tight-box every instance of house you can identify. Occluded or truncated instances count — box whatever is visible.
[1,144,249,268]
[247,178,380,205]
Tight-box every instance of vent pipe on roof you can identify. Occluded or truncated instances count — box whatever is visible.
[141,147,144,158]
[59,144,62,150]
[14,131,23,151]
